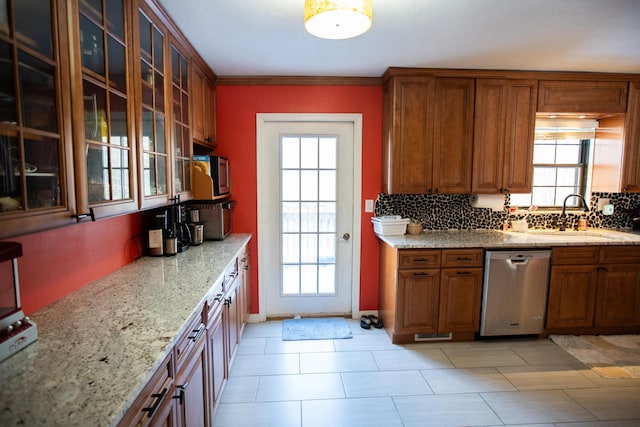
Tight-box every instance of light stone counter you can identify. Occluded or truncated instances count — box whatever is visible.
[376,228,640,249]
[0,234,251,427]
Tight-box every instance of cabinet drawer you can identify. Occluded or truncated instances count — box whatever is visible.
[398,250,441,269]
[552,246,599,265]
[118,352,174,427]
[599,246,640,264]
[174,314,206,370]
[537,80,628,113]
[441,249,483,268]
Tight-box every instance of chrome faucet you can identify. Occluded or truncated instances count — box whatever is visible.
[558,194,590,231]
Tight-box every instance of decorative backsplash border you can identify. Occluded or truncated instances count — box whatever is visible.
[374,192,640,231]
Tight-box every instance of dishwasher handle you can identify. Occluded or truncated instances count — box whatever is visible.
[507,259,529,266]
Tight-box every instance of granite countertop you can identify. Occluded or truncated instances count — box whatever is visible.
[376,228,640,249]
[0,234,251,427]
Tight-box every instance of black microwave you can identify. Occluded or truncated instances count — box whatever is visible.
[211,156,230,196]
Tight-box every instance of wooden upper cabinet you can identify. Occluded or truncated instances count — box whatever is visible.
[537,80,628,113]
[383,76,435,194]
[473,79,537,194]
[382,76,473,194]
[432,78,474,194]
[0,0,78,239]
[621,81,640,192]
[191,61,217,149]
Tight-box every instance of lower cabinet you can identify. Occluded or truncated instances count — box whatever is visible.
[379,245,483,343]
[119,241,251,427]
[546,246,640,333]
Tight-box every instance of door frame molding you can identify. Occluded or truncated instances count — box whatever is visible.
[256,113,363,321]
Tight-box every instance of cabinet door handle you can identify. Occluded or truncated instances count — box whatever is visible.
[413,272,430,276]
[142,387,168,417]
[244,265,250,271]
[225,297,233,306]
[456,271,472,275]
[173,383,190,405]
[229,271,237,278]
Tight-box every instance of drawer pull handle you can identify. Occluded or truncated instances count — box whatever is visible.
[456,257,472,261]
[142,387,168,417]
[412,258,428,262]
[456,271,472,275]
[173,382,190,405]
[188,324,205,343]
[413,272,430,276]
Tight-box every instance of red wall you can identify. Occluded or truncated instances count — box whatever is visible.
[215,84,383,312]
[12,213,144,314]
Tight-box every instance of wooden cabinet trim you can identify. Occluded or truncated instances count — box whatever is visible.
[398,249,441,269]
[551,246,600,265]
[441,249,483,268]
[537,80,628,113]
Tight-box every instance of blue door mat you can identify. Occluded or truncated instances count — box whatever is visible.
[282,317,353,341]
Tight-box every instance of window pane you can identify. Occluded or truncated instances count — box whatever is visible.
[301,234,317,263]
[108,36,126,93]
[143,152,155,196]
[281,137,299,168]
[24,135,60,209]
[282,170,299,201]
[319,202,336,232]
[153,27,163,70]
[15,0,52,57]
[531,187,555,207]
[318,265,335,294]
[0,132,20,207]
[141,108,154,151]
[509,194,532,208]
[300,137,318,168]
[106,0,125,40]
[0,41,15,123]
[282,234,299,263]
[533,144,555,164]
[155,115,165,153]
[318,170,336,200]
[555,187,578,206]
[557,167,580,187]
[174,158,182,193]
[318,233,335,263]
[156,155,167,194]
[556,145,581,163]
[0,0,9,36]
[109,93,128,147]
[110,146,129,200]
[282,265,299,295]
[300,170,318,201]
[282,202,299,232]
[138,12,151,60]
[532,167,556,186]
[300,265,317,294]
[319,137,336,169]
[154,72,164,111]
[300,202,317,232]
[80,15,105,76]
[87,143,109,202]
[19,52,57,132]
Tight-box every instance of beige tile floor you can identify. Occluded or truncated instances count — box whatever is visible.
[212,320,640,427]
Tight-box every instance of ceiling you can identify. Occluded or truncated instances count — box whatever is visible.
[156,0,640,78]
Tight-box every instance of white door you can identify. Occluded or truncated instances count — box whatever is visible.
[257,114,362,319]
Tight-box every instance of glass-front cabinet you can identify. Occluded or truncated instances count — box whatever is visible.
[0,0,76,238]
[137,4,170,209]
[170,43,191,196]
[73,0,137,216]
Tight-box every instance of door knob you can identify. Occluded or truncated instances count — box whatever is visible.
[340,232,350,241]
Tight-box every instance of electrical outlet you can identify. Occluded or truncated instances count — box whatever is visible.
[597,198,610,212]
[365,199,374,213]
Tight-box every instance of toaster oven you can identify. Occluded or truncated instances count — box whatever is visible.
[190,200,236,240]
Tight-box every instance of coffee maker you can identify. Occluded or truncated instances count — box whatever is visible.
[168,204,191,253]
[147,209,169,256]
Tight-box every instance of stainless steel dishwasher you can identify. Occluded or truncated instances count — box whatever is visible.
[480,249,551,336]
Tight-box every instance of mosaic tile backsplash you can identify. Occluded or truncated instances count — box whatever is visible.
[374,192,640,231]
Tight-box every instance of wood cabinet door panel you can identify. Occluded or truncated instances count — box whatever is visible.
[595,265,640,327]
[438,268,483,333]
[191,64,205,142]
[432,78,474,193]
[387,77,435,193]
[502,80,537,193]
[472,79,506,193]
[396,269,440,334]
[599,245,640,264]
[622,82,640,192]
[547,266,598,328]
[174,332,208,427]
[537,80,628,113]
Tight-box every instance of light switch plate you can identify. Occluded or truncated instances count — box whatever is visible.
[603,204,614,215]
[365,199,374,213]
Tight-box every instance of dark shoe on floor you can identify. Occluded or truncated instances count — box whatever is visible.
[368,315,384,329]
[360,315,372,329]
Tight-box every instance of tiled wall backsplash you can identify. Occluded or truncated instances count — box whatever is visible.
[374,192,640,231]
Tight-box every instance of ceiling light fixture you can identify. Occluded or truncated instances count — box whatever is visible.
[304,0,372,40]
